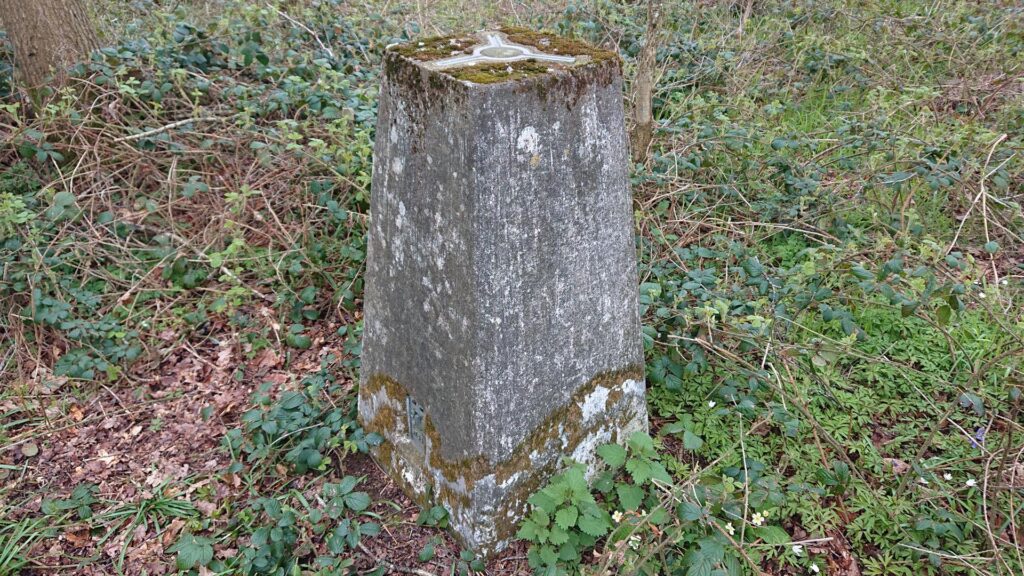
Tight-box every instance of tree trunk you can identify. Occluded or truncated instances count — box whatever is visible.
[0,0,99,91]
[631,0,662,164]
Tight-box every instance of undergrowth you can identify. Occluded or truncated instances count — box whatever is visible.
[1,0,1022,575]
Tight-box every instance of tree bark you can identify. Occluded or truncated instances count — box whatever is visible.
[631,0,662,164]
[0,0,99,90]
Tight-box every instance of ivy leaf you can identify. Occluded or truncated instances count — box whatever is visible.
[596,443,626,468]
[167,533,214,570]
[616,484,644,511]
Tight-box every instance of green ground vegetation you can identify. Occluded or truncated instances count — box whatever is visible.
[1,1,1022,575]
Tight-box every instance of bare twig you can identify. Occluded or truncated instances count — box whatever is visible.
[112,114,239,143]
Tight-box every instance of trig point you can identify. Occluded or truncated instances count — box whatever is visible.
[359,28,647,556]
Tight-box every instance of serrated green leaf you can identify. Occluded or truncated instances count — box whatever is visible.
[577,513,609,537]
[547,526,569,545]
[627,430,655,453]
[538,544,558,566]
[343,491,371,512]
[616,484,644,510]
[678,502,704,522]
[596,443,626,468]
[516,520,539,541]
[554,506,578,530]
[625,458,653,484]
[167,533,214,570]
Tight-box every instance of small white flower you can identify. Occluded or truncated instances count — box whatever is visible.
[708,401,717,408]
[724,522,735,536]
[417,42,425,46]
[918,476,929,485]
[966,478,977,487]
[810,563,820,574]
[751,512,765,526]
[978,292,987,299]
[612,510,624,523]
[792,544,804,556]
[628,534,641,550]
[943,473,953,481]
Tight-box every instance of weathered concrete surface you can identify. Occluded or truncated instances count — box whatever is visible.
[359,29,646,556]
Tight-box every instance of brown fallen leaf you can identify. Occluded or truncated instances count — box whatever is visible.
[883,457,909,475]
[162,518,186,547]
[65,527,92,548]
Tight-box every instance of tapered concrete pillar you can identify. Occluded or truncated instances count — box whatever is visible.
[358,29,646,556]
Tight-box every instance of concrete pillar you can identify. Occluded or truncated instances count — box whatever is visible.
[358,28,646,556]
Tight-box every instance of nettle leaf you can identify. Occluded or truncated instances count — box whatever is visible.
[627,430,655,453]
[554,506,578,530]
[616,484,645,511]
[516,519,540,541]
[538,544,558,566]
[548,526,570,545]
[577,512,609,537]
[596,443,626,468]
[558,541,579,561]
[564,467,588,499]
[531,508,550,528]
[625,458,653,484]
[167,532,214,570]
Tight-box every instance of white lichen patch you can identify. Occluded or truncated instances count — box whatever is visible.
[516,126,540,155]
[580,385,610,423]
[572,426,613,478]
